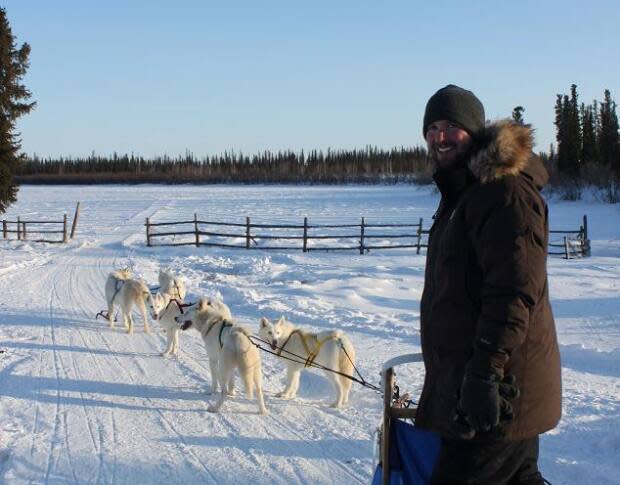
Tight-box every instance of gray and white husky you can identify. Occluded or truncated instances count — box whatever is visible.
[258,316,356,408]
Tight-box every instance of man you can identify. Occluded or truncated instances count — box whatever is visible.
[416,85,561,484]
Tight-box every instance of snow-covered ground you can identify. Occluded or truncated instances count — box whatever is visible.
[0,184,618,484]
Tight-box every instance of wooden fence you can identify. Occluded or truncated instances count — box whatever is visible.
[1,202,81,244]
[145,213,591,258]
[548,214,591,259]
[146,215,428,254]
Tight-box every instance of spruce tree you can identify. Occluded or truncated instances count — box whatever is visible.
[598,89,619,175]
[566,84,582,176]
[0,7,36,213]
[554,95,565,169]
[580,102,597,165]
[512,106,525,124]
[555,85,582,178]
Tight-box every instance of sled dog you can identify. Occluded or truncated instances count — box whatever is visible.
[158,269,187,300]
[208,324,267,414]
[102,269,131,324]
[174,298,236,392]
[258,316,355,408]
[105,272,155,334]
[176,301,267,414]
[151,294,231,357]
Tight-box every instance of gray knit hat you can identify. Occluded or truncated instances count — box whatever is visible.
[423,84,485,139]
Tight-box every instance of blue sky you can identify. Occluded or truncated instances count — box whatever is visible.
[4,1,619,158]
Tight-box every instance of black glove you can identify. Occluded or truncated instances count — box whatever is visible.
[450,373,520,439]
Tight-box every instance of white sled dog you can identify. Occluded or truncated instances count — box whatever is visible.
[151,293,231,357]
[158,269,187,300]
[104,270,155,334]
[258,316,356,408]
[102,269,131,324]
[176,300,267,414]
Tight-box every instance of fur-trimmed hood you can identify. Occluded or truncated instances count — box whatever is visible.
[468,120,548,188]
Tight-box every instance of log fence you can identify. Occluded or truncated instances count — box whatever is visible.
[1,203,80,244]
[145,214,591,258]
[548,214,591,259]
[146,215,428,254]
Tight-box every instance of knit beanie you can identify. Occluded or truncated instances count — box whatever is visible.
[423,84,485,139]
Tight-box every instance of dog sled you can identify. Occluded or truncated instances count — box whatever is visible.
[372,353,440,485]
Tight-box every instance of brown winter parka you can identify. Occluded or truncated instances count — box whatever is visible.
[415,120,562,441]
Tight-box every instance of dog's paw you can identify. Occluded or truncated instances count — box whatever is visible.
[259,408,269,415]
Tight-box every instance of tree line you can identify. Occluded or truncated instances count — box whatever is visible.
[551,84,619,184]
[15,146,431,184]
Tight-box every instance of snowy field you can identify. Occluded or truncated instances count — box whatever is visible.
[0,184,619,485]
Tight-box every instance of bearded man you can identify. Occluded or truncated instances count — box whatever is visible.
[416,85,562,484]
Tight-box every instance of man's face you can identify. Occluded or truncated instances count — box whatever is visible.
[425,120,473,170]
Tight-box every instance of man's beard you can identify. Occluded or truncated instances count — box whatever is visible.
[428,142,476,171]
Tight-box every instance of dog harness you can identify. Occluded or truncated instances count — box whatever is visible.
[201,318,234,348]
[277,329,341,368]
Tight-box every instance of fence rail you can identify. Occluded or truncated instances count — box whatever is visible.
[146,215,429,254]
[146,213,591,258]
[2,202,81,244]
[548,214,591,259]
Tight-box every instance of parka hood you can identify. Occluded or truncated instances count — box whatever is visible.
[469,120,548,189]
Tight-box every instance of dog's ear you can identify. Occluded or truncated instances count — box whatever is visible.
[259,317,269,327]
[276,315,286,325]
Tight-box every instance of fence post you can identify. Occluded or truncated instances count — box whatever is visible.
[17,216,21,240]
[359,217,365,255]
[416,217,423,255]
[564,236,569,259]
[303,217,308,253]
[246,217,251,249]
[2,220,6,239]
[194,213,200,247]
[70,201,80,239]
[63,214,68,243]
[146,217,151,247]
[582,214,591,256]
[23,222,27,240]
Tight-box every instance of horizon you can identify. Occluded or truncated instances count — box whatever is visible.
[4,1,619,159]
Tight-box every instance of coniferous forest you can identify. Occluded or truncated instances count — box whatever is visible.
[12,85,620,201]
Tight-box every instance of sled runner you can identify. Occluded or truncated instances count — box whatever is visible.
[372,353,440,485]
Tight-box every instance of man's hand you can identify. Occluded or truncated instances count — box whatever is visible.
[450,374,520,439]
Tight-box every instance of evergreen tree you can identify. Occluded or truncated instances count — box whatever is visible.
[566,84,582,175]
[555,85,581,177]
[598,89,619,175]
[511,106,525,124]
[554,94,568,174]
[580,102,597,165]
[0,7,35,213]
